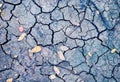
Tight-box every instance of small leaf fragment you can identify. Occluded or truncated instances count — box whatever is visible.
[111,48,117,53]
[73,69,77,74]
[49,74,56,79]
[18,33,26,41]
[6,78,13,82]
[57,51,65,60]
[1,11,5,16]
[60,46,68,51]
[53,66,60,75]
[30,46,42,53]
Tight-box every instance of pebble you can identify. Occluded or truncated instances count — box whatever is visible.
[73,69,77,74]
[18,33,26,41]
[111,48,117,53]
[73,22,79,26]
[88,52,92,57]
[14,55,18,58]
[60,46,68,51]
[49,74,56,79]
[18,26,24,32]
[57,51,65,60]
[96,11,100,14]
[53,66,60,75]
[81,80,84,82]
[6,78,13,82]
[0,4,2,8]
[29,46,42,53]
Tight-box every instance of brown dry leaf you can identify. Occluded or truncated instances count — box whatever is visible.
[18,33,26,41]
[30,46,42,53]
[111,48,117,53]
[57,51,65,60]
[53,66,60,75]
[49,74,56,79]
[6,78,13,82]
[1,11,4,16]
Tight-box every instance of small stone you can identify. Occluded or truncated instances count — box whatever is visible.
[29,46,42,53]
[53,66,60,75]
[60,46,68,51]
[73,69,77,74]
[49,74,56,79]
[111,48,117,53]
[88,52,92,57]
[57,51,65,60]
[81,80,84,82]
[14,55,18,58]
[28,52,33,58]
[73,22,79,26]
[18,26,24,32]
[96,11,99,14]
[0,4,2,7]
[6,78,13,82]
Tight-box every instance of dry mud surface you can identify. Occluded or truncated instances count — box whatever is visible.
[0,0,120,82]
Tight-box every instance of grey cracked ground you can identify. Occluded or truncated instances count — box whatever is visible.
[0,0,120,82]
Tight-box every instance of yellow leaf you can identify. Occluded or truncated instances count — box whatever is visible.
[18,33,26,41]
[6,78,13,82]
[30,46,42,53]
[111,48,117,53]
[49,74,56,79]
[53,66,60,75]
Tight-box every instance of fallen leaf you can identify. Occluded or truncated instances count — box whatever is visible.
[60,46,68,51]
[18,33,26,41]
[57,51,65,60]
[53,66,60,75]
[1,11,4,16]
[73,69,77,74]
[111,48,117,53]
[49,74,56,79]
[30,46,42,53]
[6,78,13,82]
